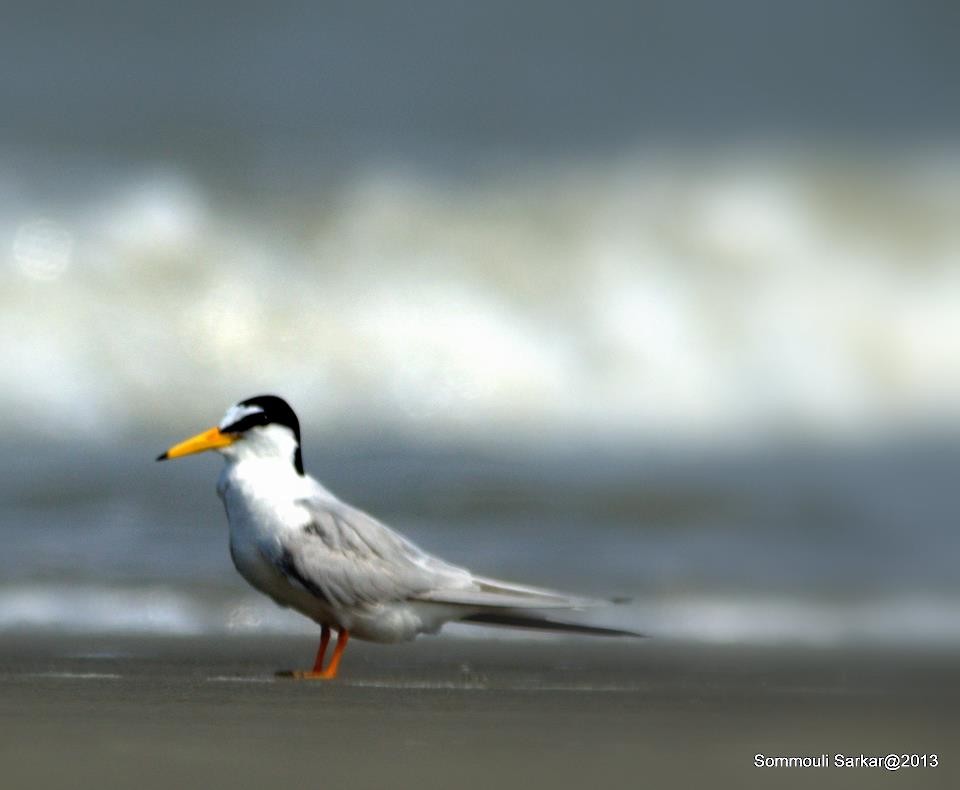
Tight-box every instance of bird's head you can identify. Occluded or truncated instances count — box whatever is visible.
[156,394,304,474]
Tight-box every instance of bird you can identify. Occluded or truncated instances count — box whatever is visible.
[157,395,638,680]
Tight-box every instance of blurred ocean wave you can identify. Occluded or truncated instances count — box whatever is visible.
[2,152,960,443]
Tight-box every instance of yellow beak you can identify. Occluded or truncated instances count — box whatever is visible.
[156,426,236,461]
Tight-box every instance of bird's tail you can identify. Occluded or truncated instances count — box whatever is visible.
[460,611,644,638]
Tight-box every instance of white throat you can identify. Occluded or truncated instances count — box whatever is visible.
[219,423,301,472]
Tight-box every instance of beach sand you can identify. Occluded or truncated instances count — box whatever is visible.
[0,634,956,789]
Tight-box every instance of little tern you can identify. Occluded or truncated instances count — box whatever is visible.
[157,395,636,679]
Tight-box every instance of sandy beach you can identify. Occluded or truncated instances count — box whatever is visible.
[0,634,956,789]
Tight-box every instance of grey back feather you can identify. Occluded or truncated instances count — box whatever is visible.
[276,494,472,609]
[274,485,602,613]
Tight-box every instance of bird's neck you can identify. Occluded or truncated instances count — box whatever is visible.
[218,454,308,501]
[220,428,304,475]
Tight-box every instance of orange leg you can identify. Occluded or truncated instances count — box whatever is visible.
[311,625,331,672]
[279,627,350,681]
[317,628,349,679]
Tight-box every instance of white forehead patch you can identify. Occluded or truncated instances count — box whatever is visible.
[219,403,263,430]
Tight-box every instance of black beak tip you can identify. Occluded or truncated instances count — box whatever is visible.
[156,452,168,462]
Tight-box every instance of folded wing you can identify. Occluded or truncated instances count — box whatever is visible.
[274,491,601,613]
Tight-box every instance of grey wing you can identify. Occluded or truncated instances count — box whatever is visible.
[279,487,603,612]
[276,494,474,609]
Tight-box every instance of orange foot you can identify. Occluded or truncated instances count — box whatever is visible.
[277,668,339,681]
[276,627,349,681]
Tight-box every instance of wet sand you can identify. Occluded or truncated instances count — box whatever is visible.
[0,634,957,789]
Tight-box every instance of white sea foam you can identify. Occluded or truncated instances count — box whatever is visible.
[2,584,960,648]
[624,594,960,648]
[0,585,212,635]
[2,153,960,442]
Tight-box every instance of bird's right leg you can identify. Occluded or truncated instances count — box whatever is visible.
[275,624,331,680]
[311,625,331,672]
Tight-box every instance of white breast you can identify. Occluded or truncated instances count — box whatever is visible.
[217,458,326,618]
